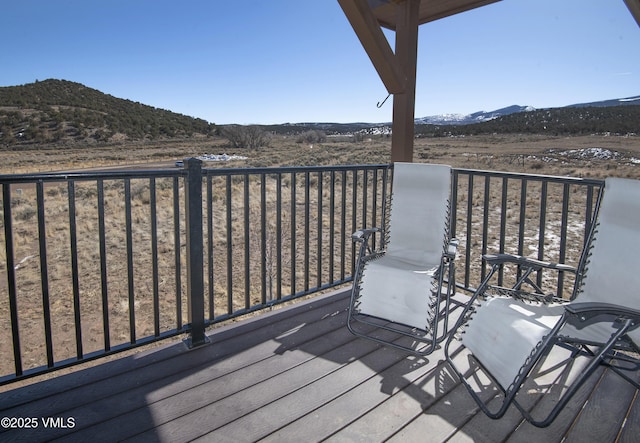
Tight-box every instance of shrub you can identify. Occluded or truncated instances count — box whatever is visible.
[221,125,272,149]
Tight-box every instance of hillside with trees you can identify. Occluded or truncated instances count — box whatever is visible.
[1,79,638,150]
[0,79,216,147]
[415,105,640,138]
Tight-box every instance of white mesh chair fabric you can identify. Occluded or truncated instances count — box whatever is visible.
[357,163,451,329]
[348,162,457,355]
[461,297,565,390]
[448,176,640,427]
[572,178,640,346]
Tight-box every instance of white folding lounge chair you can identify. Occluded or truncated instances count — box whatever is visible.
[348,162,460,356]
[445,177,640,427]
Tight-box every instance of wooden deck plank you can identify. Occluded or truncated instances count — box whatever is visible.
[47,326,357,442]
[0,290,353,442]
[324,356,473,442]
[196,346,409,442]
[258,350,445,442]
[384,371,501,443]
[74,295,358,441]
[1,289,347,412]
[126,330,389,441]
[0,288,638,443]
[505,365,606,442]
[619,389,640,443]
[564,366,639,443]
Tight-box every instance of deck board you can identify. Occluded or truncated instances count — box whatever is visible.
[1,288,638,442]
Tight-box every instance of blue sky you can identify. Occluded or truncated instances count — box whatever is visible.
[1,0,638,124]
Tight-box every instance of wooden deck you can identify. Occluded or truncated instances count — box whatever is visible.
[1,288,638,442]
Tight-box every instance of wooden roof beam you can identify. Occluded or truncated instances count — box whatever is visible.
[624,0,640,27]
[391,0,420,163]
[337,0,407,94]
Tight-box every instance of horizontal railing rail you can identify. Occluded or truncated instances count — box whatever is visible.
[0,161,605,385]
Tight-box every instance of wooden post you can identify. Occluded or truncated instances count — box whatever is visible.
[391,0,420,163]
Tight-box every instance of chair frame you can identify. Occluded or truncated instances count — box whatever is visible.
[347,163,460,356]
[445,181,640,427]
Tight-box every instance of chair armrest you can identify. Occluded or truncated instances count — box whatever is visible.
[351,227,380,243]
[483,253,577,273]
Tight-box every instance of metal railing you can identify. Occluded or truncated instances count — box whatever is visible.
[0,162,604,384]
[451,169,603,298]
[0,161,389,384]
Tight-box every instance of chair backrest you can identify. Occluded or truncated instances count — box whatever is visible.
[577,177,640,343]
[386,163,451,266]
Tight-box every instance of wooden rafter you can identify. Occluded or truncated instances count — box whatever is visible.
[624,0,640,27]
[337,0,406,94]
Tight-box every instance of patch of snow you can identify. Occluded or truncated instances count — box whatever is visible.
[198,153,248,162]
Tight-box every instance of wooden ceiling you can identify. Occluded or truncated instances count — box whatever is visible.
[367,0,640,30]
[368,0,502,30]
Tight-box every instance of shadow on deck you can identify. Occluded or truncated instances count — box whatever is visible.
[1,289,638,442]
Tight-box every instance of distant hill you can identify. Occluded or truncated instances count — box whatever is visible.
[415,104,640,138]
[415,105,536,125]
[1,79,638,148]
[567,95,640,108]
[414,96,640,126]
[0,79,216,147]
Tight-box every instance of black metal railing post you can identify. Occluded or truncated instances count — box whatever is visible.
[184,158,208,348]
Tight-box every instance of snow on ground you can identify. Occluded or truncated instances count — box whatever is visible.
[526,147,640,165]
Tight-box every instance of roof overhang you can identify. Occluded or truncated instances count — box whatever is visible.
[339,0,640,163]
[368,0,502,30]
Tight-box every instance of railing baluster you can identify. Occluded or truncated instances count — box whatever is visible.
[537,181,548,289]
[97,179,110,351]
[276,173,283,301]
[150,178,160,337]
[124,178,136,344]
[304,172,311,292]
[498,177,509,286]
[317,171,323,289]
[260,173,267,304]
[481,175,491,283]
[464,174,474,289]
[36,181,54,366]
[244,173,250,309]
[558,183,571,298]
[226,174,233,315]
[3,185,23,376]
[68,180,83,358]
[351,170,358,276]
[290,172,297,295]
[207,174,214,319]
[173,176,182,330]
[340,169,347,281]
[329,170,336,283]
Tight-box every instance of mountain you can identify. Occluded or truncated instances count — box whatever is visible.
[0,79,215,146]
[415,105,536,125]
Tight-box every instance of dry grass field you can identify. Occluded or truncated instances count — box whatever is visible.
[1,133,640,385]
[2,132,640,176]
